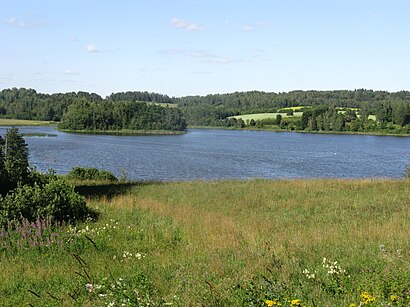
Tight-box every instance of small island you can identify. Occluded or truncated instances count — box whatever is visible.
[57,100,187,134]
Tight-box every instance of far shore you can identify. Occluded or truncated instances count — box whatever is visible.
[189,125,410,137]
[1,118,409,137]
[57,128,187,136]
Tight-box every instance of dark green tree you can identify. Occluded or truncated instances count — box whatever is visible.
[3,127,30,186]
[344,109,357,122]
[275,114,282,126]
[0,136,8,194]
[237,118,245,128]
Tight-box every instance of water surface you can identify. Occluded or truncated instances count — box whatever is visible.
[1,126,409,180]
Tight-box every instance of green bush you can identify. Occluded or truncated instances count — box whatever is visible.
[66,167,118,182]
[0,177,90,227]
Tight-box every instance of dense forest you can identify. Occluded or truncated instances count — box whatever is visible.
[178,90,410,127]
[1,88,410,134]
[58,100,187,131]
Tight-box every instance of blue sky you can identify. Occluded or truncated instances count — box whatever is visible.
[1,0,410,97]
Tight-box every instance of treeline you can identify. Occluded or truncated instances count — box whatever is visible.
[0,88,103,121]
[58,100,187,131]
[108,91,176,103]
[298,104,410,133]
[2,87,410,133]
[0,88,175,122]
[178,89,410,127]
[222,104,410,134]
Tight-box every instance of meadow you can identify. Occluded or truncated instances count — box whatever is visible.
[231,112,303,121]
[0,118,56,126]
[1,179,410,306]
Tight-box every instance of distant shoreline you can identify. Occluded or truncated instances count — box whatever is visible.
[57,128,187,136]
[189,126,410,137]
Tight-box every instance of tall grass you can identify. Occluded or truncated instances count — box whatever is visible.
[1,179,409,306]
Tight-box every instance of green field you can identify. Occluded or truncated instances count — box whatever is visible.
[279,106,312,111]
[231,112,303,121]
[146,101,178,108]
[0,118,56,126]
[1,179,409,306]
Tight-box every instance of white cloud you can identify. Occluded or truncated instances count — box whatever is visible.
[85,44,99,53]
[4,18,43,28]
[170,18,205,31]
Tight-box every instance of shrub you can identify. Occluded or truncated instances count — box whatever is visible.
[0,177,90,227]
[66,167,118,182]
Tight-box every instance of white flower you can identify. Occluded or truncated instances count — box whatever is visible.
[85,283,94,292]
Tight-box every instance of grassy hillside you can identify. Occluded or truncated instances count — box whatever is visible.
[231,112,303,121]
[1,179,409,306]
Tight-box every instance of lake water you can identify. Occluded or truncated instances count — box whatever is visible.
[1,126,409,181]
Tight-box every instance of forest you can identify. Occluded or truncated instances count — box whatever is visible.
[1,88,410,134]
[57,100,187,132]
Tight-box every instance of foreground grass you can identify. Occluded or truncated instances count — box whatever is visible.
[1,179,409,306]
[0,118,56,126]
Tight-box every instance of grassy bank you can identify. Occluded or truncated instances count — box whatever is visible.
[0,118,56,126]
[58,129,187,136]
[1,179,410,306]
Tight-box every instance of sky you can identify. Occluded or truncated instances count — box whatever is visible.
[1,0,410,98]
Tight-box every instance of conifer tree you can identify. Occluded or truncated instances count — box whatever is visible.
[3,127,29,187]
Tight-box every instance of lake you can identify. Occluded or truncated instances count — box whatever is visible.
[1,126,409,181]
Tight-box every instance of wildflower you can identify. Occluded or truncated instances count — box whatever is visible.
[390,294,399,302]
[349,304,356,307]
[302,268,315,279]
[290,299,302,306]
[265,300,280,306]
[85,283,94,292]
[360,292,376,304]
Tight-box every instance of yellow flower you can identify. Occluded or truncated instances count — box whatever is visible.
[349,304,356,307]
[290,299,302,306]
[390,294,399,302]
[265,299,280,306]
[360,292,376,304]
